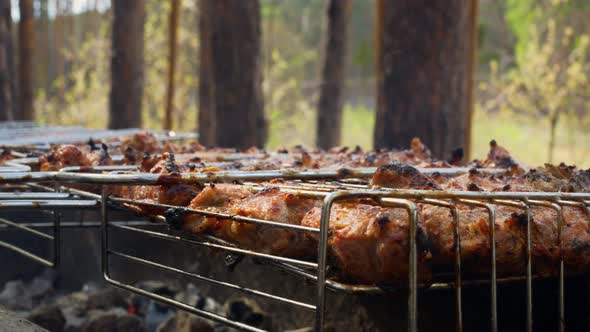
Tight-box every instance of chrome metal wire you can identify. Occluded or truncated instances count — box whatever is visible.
[2,166,590,331]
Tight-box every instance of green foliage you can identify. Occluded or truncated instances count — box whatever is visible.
[478,18,590,162]
[36,0,200,131]
[340,104,374,150]
[504,0,542,58]
[35,22,110,128]
[472,109,590,167]
[265,49,318,149]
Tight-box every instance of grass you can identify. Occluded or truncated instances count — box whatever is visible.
[472,111,590,168]
[267,104,590,168]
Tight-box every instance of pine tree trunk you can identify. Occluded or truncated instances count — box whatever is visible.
[164,0,180,130]
[197,0,215,145]
[374,0,478,159]
[198,0,265,149]
[0,0,11,121]
[17,0,34,121]
[316,0,352,149]
[109,0,145,129]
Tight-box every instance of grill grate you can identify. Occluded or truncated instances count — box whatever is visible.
[0,123,198,149]
[2,155,590,331]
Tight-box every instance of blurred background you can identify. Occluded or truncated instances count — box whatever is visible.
[0,0,589,166]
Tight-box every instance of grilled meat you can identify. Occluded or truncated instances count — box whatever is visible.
[370,162,441,190]
[119,131,163,163]
[182,183,255,234]
[219,188,319,256]
[39,145,92,171]
[421,205,527,275]
[301,203,432,284]
[30,134,590,285]
[117,153,201,213]
[184,186,318,257]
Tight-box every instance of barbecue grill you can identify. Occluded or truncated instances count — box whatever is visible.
[1,125,590,332]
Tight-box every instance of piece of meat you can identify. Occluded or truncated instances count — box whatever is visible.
[567,169,590,192]
[86,143,114,167]
[301,203,432,284]
[370,162,441,189]
[181,183,255,234]
[117,153,201,214]
[444,169,506,192]
[410,137,432,161]
[120,132,163,164]
[421,205,527,276]
[422,166,590,277]
[178,185,319,257]
[214,188,319,257]
[39,145,92,171]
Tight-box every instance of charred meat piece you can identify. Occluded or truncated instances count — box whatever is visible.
[421,205,527,275]
[301,203,432,284]
[567,169,590,192]
[444,170,505,192]
[182,186,318,257]
[87,143,114,166]
[370,162,441,190]
[119,131,163,163]
[182,183,255,233]
[39,145,92,171]
[410,137,432,161]
[448,147,464,166]
[117,153,201,213]
[480,140,524,176]
[216,188,319,257]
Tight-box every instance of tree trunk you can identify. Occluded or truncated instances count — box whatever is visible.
[463,0,478,160]
[164,0,180,130]
[198,0,215,145]
[0,0,11,121]
[316,0,352,149]
[18,0,34,121]
[374,0,478,159]
[109,0,145,129]
[198,0,265,149]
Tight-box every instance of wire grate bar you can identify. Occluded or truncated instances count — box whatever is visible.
[0,192,70,199]
[0,199,97,209]
[109,196,321,234]
[108,250,316,311]
[110,223,318,269]
[0,217,54,240]
[0,240,54,266]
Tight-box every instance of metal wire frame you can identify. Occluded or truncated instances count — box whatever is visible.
[0,192,98,267]
[100,188,314,332]
[0,166,507,186]
[4,169,590,331]
[95,185,590,331]
[0,126,199,149]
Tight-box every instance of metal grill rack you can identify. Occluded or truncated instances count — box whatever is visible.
[0,125,199,150]
[0,168,98,268]
[2,166,588,332]
[0,126,199,267]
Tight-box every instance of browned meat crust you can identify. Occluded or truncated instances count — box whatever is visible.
[301,203,432,284]
[370,162,441,189]
[33,136,590,285]
[116,153,201,214]
[39,145,92,171]
[119,132,163,163]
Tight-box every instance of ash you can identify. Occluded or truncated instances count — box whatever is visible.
[0,269,271,332]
